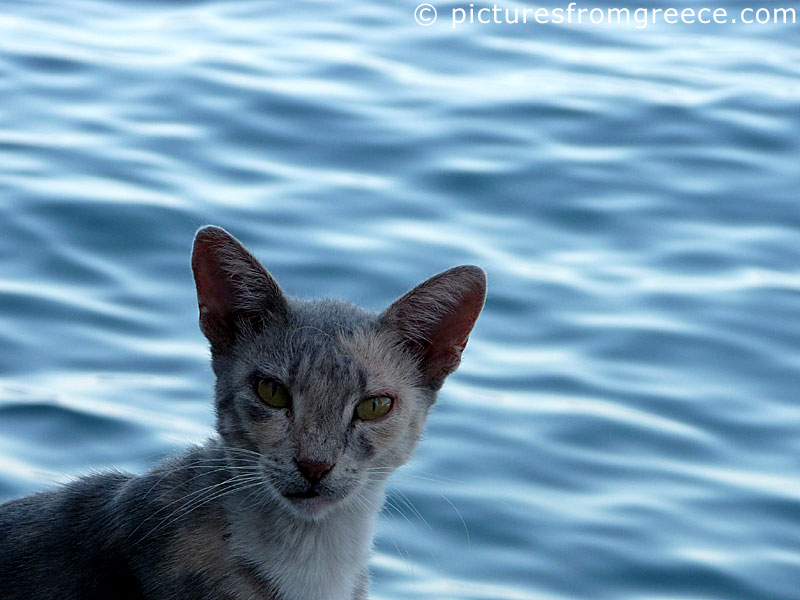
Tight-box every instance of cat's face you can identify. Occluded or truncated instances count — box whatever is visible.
[211,307,431,519]
[191,226,485,520]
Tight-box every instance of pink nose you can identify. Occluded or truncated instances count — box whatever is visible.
[295,459,333,484]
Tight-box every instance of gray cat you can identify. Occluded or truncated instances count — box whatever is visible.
[0,226,486,600]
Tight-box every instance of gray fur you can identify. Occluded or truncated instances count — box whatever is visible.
[0,226,486,600]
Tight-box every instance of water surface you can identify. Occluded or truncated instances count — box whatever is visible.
[1,1,800,598]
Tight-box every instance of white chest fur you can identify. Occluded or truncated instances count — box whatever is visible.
[268,516,372,600]
[229,492,382,600]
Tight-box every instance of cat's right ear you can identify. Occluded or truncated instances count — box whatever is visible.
[379,265,486,391]
[191,226,288,351]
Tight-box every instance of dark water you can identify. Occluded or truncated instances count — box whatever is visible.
[2,1,800,598]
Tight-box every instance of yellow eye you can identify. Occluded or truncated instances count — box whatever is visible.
[256,379,291,408]
[355,396,393,421]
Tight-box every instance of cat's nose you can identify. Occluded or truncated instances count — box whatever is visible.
[295,459,334,484]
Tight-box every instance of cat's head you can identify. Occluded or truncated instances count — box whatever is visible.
[191,226,485,520]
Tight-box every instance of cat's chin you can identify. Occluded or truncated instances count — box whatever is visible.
[282,493,339,519]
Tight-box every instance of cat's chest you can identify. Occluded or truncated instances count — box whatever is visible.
[230,511,373,600]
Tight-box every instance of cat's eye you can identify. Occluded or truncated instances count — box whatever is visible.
[256,379,291,409]
[355,396,393,421]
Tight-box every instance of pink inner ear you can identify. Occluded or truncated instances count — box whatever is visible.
[193,243,233,317]
[191,225,289,350]
[429,311,471,354]
[422,284,485,384]
[192,240,238,347]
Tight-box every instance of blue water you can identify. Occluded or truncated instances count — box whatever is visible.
[2,0,800,598]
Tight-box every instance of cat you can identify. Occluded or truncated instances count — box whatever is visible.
[0,225,486,600]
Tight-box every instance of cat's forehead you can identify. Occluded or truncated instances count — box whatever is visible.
[288,298,376,335]
[244,298,419,395]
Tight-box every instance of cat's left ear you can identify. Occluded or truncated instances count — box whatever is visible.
[379,265,486,390]
[191,226,288,351]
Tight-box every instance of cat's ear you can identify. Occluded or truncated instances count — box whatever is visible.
[379,266,486,390]
[191,226,288,350]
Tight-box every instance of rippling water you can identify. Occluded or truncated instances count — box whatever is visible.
[2,1,800,598]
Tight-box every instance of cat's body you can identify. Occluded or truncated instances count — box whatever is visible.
[0,443,373,600]
[0,226,486,600]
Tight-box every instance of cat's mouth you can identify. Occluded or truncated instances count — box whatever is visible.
[284,488,320,500]
[280,487,340,517]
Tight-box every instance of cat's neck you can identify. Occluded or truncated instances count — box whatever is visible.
[223,456,385,600]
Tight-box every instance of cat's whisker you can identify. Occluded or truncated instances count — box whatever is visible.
[343,493,366,515]
[142,478,267,542]
[383,496,415,531]
[216,447,263,459]
[142,458,260,499]
[364,468,457,484]
[254,485,272,510]
[375,480,471,549]
[355,492,371,511]
[139,466,248,516]
[131,475,248,542]
[384,493,445,571]
[215,446,269,458]
[359,475,389,484]
[393,490,433,532]
[159,473,264,520]
[365,466,451,475]
[132,476,266,546]
[139,458,262,501]
[364,469,450,483]
[439,493,470,548]
[218,446,260,454]
[142,462,261,501]
[359,494,416,572]
[361,474,454,495]
[379,502,416,579]
[235,482,268,512]
[127,473,263,545]
[366,473,454,484]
